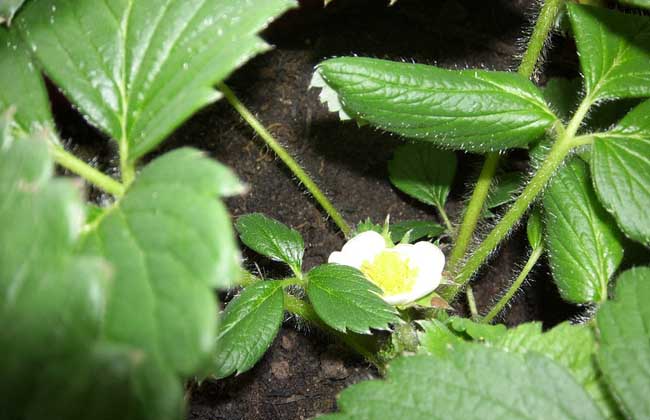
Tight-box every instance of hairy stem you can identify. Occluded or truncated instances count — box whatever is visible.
[283,292,383,367]
[448,153,500,271]
[518,0,565,78]
[437,204,455,234]
[444,97,591,301]
[219,83,352,237]
[448,0,564,271]
[482,245,544,323]
[466,285,479,320]
[51,145,125,197]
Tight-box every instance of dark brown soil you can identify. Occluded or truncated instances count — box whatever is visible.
[53,0,586,419]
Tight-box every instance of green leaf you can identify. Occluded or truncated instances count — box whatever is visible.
[389,220,445,243]
[355,218,383,235]
[567,4,650,102]
[597,267,650,419]
[485,171,523,212]
[16,0,295,162]
[543,78,581,122]
[416,319,465,357]
[319,347,604,420]
[526,210,543,249]
[0,118,110,410]
[448,316,507,342]
[313,57,557,152]
[388,144,456,208]
[0,0,26,24]
[592,99,650,247]
[306,264,398,334]
[543,158,624,304]
[235,213,304,273]
[0,29,52,130]
[213,281,285,379]
[26,344,183,420]
[83,148,240,375]
[0,113,184,420]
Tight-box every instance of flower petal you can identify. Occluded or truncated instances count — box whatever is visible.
[384,241,445,305]
[328,230,386,269]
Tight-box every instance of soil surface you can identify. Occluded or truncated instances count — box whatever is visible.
[53,0,586,419]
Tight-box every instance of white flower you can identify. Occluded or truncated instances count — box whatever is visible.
[328,231,445,305]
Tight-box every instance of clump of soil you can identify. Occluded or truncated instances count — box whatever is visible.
[53,0,583,419]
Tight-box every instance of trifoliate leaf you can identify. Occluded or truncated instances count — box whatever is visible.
[544,158,624,304]
[83,148,240,375]
[306,264,399,334]
[388,144,457,209]
[314,57,557,152]
[597,267,650,419]
[318,347,604,420]
[235,213,304,273]
[567,4,650,102]
[213,281,285,379]
[16,0,296,162]
[592,99,650,247]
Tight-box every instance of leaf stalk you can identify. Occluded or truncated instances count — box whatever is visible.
[219,83,352,237]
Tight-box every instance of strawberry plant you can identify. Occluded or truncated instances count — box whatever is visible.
[3,0,650,419]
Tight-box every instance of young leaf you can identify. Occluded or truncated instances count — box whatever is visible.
[0,29,52,130]
[416,319,465,358]
[567,4,650,102]
[306,264,399,334]
[390,220,445,243]
[16,0,295,162]
[318,347,604,420]
[544,158,624,304]
[597,267,650,419]
[313,57,557,152]
[83,148,240,375]
[592,99,650,247]
[235,213,304,273]
[213,281,285,379]
[388,144,457,209]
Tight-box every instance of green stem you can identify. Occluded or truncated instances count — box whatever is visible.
[51,145,125,197]
[436,204,455,234]
[448,0,565,271]
[517,0,565,78]
[283,292,383,367]
[448,153,500,271]
[119,141,135,186]
[444,98,592,302]
[219,83,352,237]
[482,245,544,323]
[466,285,479,320]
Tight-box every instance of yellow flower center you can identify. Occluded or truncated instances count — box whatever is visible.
[360,250,419,295]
